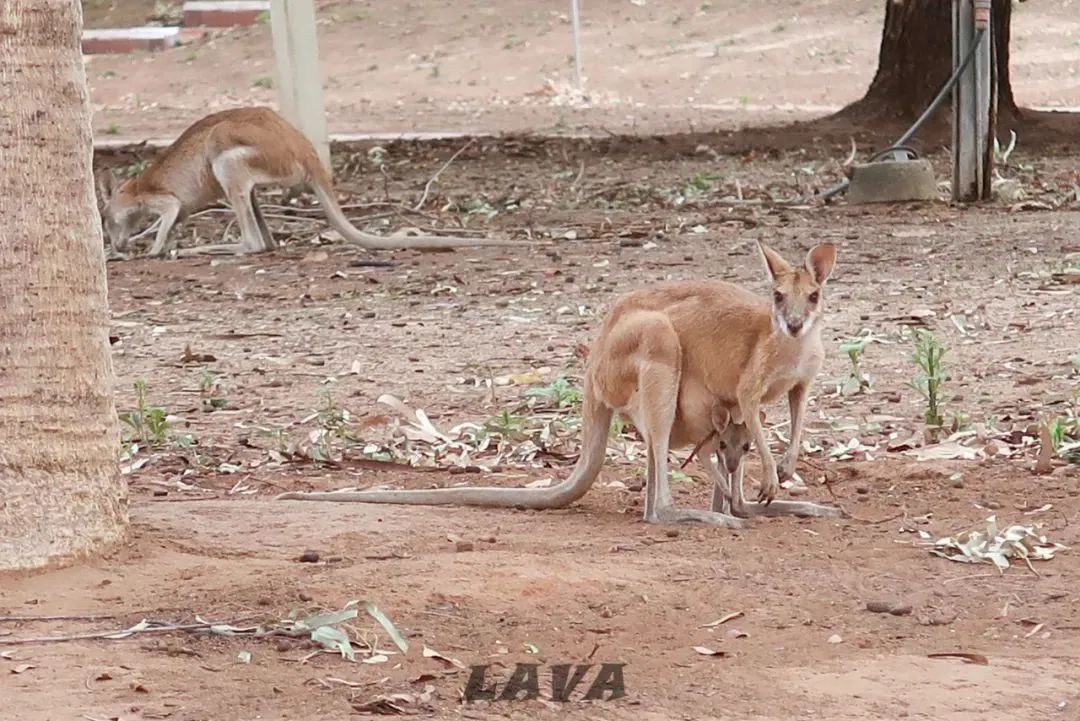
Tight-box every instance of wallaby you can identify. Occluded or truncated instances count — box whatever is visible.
[276,240,845,528]
[682,402,758,517]
[97,107,531,258]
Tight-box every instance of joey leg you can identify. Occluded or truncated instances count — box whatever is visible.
[698,443,731,514]
[779,383,809,482]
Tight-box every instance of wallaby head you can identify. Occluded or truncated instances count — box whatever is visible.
[710,403,764,475]
[757,240,837,339]
[98,172,146,250]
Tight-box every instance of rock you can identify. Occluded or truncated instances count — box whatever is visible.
[866,600,893,614]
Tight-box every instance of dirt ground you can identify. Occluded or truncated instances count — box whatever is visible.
[2,2,1080,720]
[3,133,1080,720]
[83,0,1080,140]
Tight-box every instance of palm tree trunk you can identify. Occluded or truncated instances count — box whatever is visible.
[0,0,127,571]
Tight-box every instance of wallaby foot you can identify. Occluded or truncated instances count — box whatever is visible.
[648,504,751,529]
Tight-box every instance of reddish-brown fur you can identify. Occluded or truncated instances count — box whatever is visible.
[276,240,845,529]
[99,107,530,257]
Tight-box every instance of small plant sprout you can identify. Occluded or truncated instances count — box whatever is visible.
[198,367,228,412]
[118,380,192,450]
[993,130,1018,166]
[838,331,880,395]
[524,377,582,409]
[309,387,357,463]
[907,329,949,442]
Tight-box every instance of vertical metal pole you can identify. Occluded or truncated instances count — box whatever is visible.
[270,0,330,171]
[570,0,583,88]
[952,0,993,202]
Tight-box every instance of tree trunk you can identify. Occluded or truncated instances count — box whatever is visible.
[841,0,1019,124]
[0,0,127,571]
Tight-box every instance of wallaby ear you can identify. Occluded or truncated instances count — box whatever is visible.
[757,239,791,281]
[711,404,731,432]
[805,242,837,285]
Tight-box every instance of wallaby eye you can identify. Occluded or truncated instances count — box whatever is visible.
[773,290,784,303]
[742,443,750,452]
[809,291,820,304]
[718,441,727,450]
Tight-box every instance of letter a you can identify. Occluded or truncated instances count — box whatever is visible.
[583,662,626,701]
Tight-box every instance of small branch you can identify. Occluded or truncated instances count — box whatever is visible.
[414,138,476,211]
[0,621,213,646]
[0,613,123,623]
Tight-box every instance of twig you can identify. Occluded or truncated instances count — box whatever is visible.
[571,158,586,190]
[941,573,999,585]
[0,621,214,646]
[0,613,123,623]
[414,138,476,211]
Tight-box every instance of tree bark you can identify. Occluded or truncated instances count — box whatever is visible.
[0,0,127,571]
[840,0,1019,124]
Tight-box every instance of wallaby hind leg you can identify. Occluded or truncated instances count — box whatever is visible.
[251,190,278,250]
[631,321,747,529]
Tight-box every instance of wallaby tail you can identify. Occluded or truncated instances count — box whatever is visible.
[306,162,529,250]
[276,392,614,510]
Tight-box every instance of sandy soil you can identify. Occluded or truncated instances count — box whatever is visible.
[83,0,1080,140]
[3,3,1080,720]
[3,133,1079,720]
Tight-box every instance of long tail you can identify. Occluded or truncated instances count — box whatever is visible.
[275,391,614,510]
[307,162,530,250]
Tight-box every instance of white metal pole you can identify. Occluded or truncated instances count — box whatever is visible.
[570,0,583,88]
[270,0,330,170]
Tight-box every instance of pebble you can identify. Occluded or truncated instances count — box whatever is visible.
[298,550,320,563]
[866,599,913,616]
[665,529,680,538]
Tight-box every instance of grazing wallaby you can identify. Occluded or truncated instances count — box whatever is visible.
[276,240,845,528]
[97,107,530,257]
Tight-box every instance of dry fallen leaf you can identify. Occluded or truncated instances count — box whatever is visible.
[1034,422,1055,475]
[827,634,843,644]
[692,646,728,657]
[422,646,465,670]
[10,664,34,674]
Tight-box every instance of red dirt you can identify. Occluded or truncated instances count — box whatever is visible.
[4,135,1080,720]
[3,3,1080,719]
